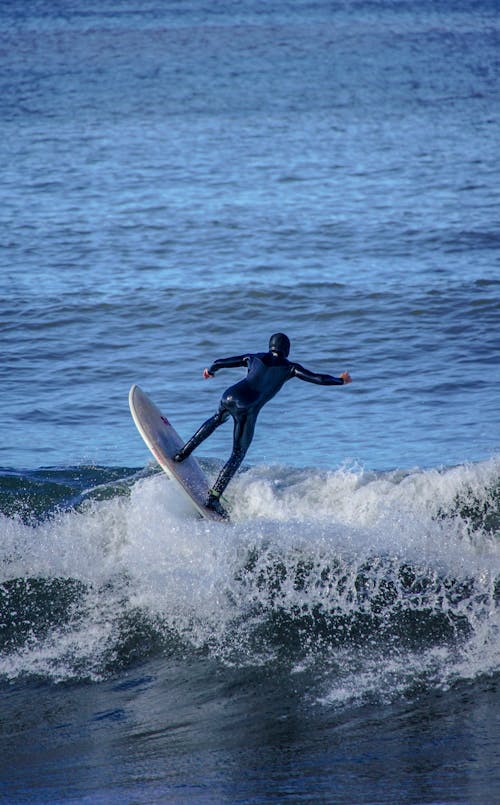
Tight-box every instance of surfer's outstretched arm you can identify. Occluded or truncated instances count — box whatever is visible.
[292,364,352,385]
[204,355,250,378]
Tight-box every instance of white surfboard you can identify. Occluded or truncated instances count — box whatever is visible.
[129,384,228,522]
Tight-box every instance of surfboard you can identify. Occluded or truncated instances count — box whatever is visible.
[128,384,228,522]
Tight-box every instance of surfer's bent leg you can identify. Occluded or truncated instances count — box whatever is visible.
[209,412,257,499]
[174,406,230,462]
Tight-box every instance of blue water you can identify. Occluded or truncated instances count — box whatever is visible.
[1,1,499,802]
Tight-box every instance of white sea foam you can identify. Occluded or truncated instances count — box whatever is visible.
[0,458,498,696]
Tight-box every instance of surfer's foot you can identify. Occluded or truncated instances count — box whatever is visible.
[207,492,229,520]
[173,450,186,463]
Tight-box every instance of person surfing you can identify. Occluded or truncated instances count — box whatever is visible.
[174,333,352,516]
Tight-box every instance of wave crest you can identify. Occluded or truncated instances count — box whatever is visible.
[0,458,498,701]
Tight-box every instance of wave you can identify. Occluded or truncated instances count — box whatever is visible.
[0,458,498,706]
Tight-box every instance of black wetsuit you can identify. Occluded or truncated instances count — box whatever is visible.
[177,351,346,499]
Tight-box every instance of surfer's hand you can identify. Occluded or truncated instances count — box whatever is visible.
[340,371,352,384]
[203,368,214,379]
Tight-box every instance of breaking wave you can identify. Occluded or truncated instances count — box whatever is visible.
[0,458,498,708]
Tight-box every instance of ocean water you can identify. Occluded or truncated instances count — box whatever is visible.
[1,0,499,802]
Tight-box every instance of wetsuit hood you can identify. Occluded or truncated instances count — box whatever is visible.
[269,332,290,357]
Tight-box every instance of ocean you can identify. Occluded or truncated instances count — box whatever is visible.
[1,0,499,802]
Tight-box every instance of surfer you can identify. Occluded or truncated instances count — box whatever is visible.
[174,333,352,515]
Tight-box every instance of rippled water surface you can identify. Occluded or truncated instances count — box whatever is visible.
[1,1,499,802]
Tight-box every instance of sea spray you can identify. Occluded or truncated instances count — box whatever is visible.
[0,459,498,699]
